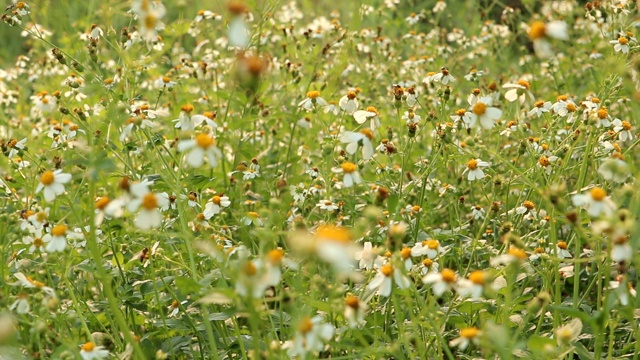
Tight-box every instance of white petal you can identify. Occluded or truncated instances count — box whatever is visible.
[186,148,205,167]
[228,17,249,48]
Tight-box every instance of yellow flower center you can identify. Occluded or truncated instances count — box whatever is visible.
[267,249,284,264]
[468,270,485,285]
[523,201,535,210]
[557,95,568,101]
[441,269,457,283]
[181,104,194,113]
[422,258,433,267]
[347,91,357,100]
[95,196,110,210]
[466,159,478,170]
[242,261,258,276]
[597,108,608,119]
[195,133,215,148]
[528,21,546,40]
[534,100,545,108]
[381,263,393,277]
[40,171,55,186]
[400,247,412,259]
[316,224,352,243]
[162,76,171,83]
[472,102,487,115]
[538,156,550,167]
[144,14,157,30]
[566,103,577,112]
[508,247,528,259]
[81,342,95,352]
[621,121,632,130]
[211,195,221,205]
[142,193,158,210]
[345,295,360,309]
[248,211,259,218]
[589,187,606,201]
[557,241,568,250]
[365,106,379,115]
[460,327,479,339]
[51,224,67,236]
[456,108,466,116]
[298,317,314,334]
[360,128,374,140]
[517,79,530,89]
[306,91,320,99]
[618,37,629,45]
[422,239,439,250]
[341,162,358,173]
[33,238,44,248]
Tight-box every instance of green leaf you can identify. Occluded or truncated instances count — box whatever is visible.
[175,276,202,295]
[527,335,556,353]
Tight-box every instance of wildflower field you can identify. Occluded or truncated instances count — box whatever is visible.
[2,0,640,358]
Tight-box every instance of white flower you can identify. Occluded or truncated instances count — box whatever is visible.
[298,91,328,111]
[42,224,69,253]
[449,327,481,350]
[287,316,335,358]
[353,106,381,130]
[463,159,490,181]
[466,96,501,129]
[36,169,71,202]
[503,79,532,103]
[411,239,444,259]
[128,186,169,230]
[611,241,632,263]
[554,242,572,259]
[242,212,263,226]
[612,119,633,142]
[422,268,457,297]
[610,36,630,53]
[339,91,359,114]
[431,67,455,85]
[598,157,630,183]
[334,162,362,188]
[228,16,250,48]
[344,295,367,328]
[528,100,552,117]
[80,342,110,360]
[402,110,421,124]
[131,0,166,42]
[528,20,569,58]
[572,187,616,218]
[340,130,374,160]
[203,195,231,219]
[316,200,339,212]
[177,133,223,168]
[354,242,377,270]
[10,294,30,314]
[367,263,411,297]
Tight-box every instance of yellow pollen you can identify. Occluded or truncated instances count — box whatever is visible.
[460,327,479,339]
[345,295,359,309]
[517,79,530,89]
[534,100,545,108]
[538,156,550,167]
[400,247,412,259]
[347,91,357,100]
[618,37,629,45]
[590,187,606,201]
[360,128,374,140]
[298,317,313,334]
[306,91,320,99]
[422,258,433,267]
[424,239,439,250]
[566,103,577,112]
[95,196,110,210]
[472,102,487,115]
[211,195,221,205]
[181,104,194,113]
[341,162,358,173]
[365,106,379,115]
[456,108,466,116]
[523,200,535,210]
[412,205,421,212]
[381,263,393,276]
[466,159,478,170]
[557,95,568,101]
[144,14,157,30]
[195,133,215,148]
[51,224,67,236]
[40,171,55,185]
[621,121,632,130]
[441,269,457,282]
[468,270,485,285]
[81,342,95,352]
[528,21,546,40]
[248,211,259,218]
[142,193,158,210]
[33,238,44,248]
[557,241,568,250]
[162,76,171,83]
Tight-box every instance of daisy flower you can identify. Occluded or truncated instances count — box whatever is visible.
[528,20,569,58]
[298,91,328,111]
[612,119,633,142]
[367,263,411,297]
[340,129,374,160]
[316,200,339,212]
[203,195,231,219]
[449,327,481,350]
[36,169,72,202]
[431,67,455,85]
[528,100,552,117]
[354,241,377,270]
[42,224,69,253]
[555,241,572,259]
[287,316,334,358]
[422,268,457,297]
[466,96,501,129]
[463,159,489,181]
[242,211,263,226]
[131,0,166,43]
[339,91,359,114]
[597,155,630,183]
[411,239,444,259]
[610,36,630,53]
[128,186,169,230]
[177,133,223,168]
[336,162,362,187]
[10,293,30,314]
[572,187,616,218]
[353,106,381,130]
[344,295,367,328]
[503,79,532,103]
[80,341,110,360]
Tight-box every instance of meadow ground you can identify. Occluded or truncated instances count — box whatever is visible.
[1,0,640,359]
